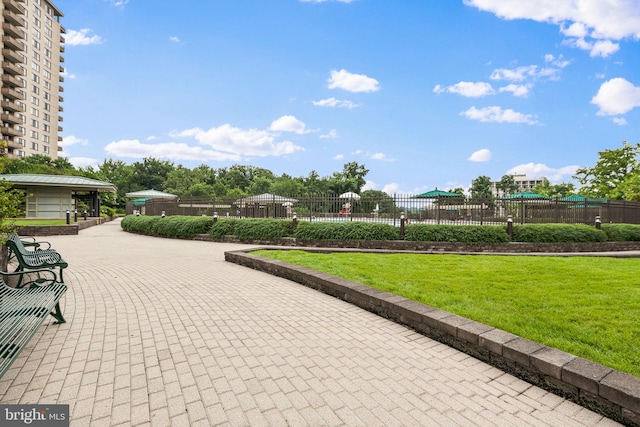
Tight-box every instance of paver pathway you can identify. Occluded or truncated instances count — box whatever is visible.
[0,219,622,426]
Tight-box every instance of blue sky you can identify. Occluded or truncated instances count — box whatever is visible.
[55,0,640,194]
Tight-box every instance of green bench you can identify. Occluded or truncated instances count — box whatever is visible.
[6,234,68,285]
[0,269,67,379]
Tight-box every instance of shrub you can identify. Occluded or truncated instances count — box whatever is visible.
[152,216,213,237]
[100,206,117,218]
[233,219,295,240]
[512,224,606,243]
[121,215,161,233]
[209,218,237,238]
[294,221,399,241]
[601,223,640,241]
[404,224,509,243]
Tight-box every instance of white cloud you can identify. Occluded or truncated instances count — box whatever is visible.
[333,154,345,160]
[464,0,640,56]
[61,70,76,79]
[368,152,394,162]
[104,0,129,6]
[64,29,103,46]
[461,106,538,124]
[506,163,579,182]
[320,129,339,139]
[468,149,492,162]
[65,157,100,169]
[59,135,88,148]
[105,139,242,161]
[170,36,181,43]
[433,82,495,97]
[591,77,640,116]
[498,84,531,97]
[490,65,538,82]
[328,69,380,93]
[172,124,304,157]
[612,117,628,126]
[312,97,360,108]
[269,115,311,134]
[382,182,401,194]
[464,0,640,40]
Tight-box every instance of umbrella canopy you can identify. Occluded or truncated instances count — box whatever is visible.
[413,188,460,198]
[235,193,298,205]
[125,189,177,199]
[339,191,361,200]
[558,194,606,203]
[501,191,549,200]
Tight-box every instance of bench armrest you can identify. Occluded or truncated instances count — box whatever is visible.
[1,269,61,288]
[18,236,52,251]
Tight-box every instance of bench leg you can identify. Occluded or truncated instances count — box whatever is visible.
[50,302,66,324]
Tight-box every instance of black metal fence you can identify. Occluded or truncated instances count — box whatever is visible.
[126,194,640,225]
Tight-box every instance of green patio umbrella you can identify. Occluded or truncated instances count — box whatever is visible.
[501,191,550,200]
[413,188,460,198]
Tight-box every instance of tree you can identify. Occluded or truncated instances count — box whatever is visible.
[269,176,305,196]
[0,180,24,270]
[469,175,493,202]
[95,159,134,207]
[532,179,575,198]
[574,141,640,199]
[496,175,518,196]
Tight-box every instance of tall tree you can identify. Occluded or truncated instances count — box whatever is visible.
[131,158,175,191]
[496,174,519,196]
[469,175,493,203]
[574,141,640,199]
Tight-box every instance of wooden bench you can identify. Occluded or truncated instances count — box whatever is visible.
[6,234,68,285]
[0,269,67,379]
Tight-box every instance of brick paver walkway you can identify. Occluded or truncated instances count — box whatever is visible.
[0,219,622,426]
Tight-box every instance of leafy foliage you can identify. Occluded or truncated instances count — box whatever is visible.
[294,222,399,241]
[121,215,212,236]
[512,224,607,243]
[0,180,24,244]
[232,219,295,240]
[208,218,237,238]
[601,223,640,241]
[404,224,509,243]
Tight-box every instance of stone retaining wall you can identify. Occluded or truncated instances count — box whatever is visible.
[225,248,640,426]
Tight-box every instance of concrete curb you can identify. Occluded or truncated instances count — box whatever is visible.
[225,247,640,427]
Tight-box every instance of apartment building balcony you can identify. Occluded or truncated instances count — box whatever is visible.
[59,56,65,63]
[58,135,63,142]
[2,23,25,39]
[1,112,21,125]
[2,74,24,88]
[59,85,64,92]
[59,75,64,83]
[58,95,64,103]
[2,35,24,51]
[58,115,63,121]
[2,48,23,64]
[3,9,25,27]
[58,105,63,112]
[57,145,62,151]
[58,125,63,132]
[2,61,24,76]
[59,65,65,73]
[4,136,22,149]
[60,25,66,34]
[1,86,24,100]
[1,99,24,112]
[4,0,26,15]
[1,125,22,138]
[60,45,65,53]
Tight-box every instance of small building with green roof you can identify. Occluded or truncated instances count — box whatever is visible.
[0,174,116,219]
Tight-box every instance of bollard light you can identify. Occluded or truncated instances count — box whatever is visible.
[507,215,514,240]
[213,211,218,222]
[66,210,70,224]
[161,211,166,218]
[293,212,297,220]
[595,215,601,229]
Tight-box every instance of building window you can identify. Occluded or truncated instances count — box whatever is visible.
[44,70,51,79]
[30,130,39,139]
[44,92,50,100]
[31,119,39,128]
[44,81,51,90]
[43,113,50,122]
[32,85,40,95]
[45,27,52,37]
[42,135,49,143]
[42,145,49,153]
[31,62,40,72]
[31,96,39,106]
[30,107,39,116]
[32,51,41,61]
[32,74,40,83]
[34,17,41,27]
[43,102,50,111]
[30,141,38,150]
[33,28,41,39]
[43,124,50,132]
[33,39,40,50]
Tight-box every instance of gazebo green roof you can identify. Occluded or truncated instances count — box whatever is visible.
[0,174,116,191]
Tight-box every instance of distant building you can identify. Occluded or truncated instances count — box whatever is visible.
[490,174,546,198]
[1,0,65,160]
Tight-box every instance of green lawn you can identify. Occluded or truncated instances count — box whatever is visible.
[253,250,640,377]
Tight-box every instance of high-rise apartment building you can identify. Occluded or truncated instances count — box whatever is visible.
[1,0,64,160]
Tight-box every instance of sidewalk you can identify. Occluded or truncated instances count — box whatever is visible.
[0,219,622,426]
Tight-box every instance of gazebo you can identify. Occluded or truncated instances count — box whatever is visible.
[0,174,116,219]
[125,189,178,215]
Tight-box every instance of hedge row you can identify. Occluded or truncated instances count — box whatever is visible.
[121,215,640,243]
